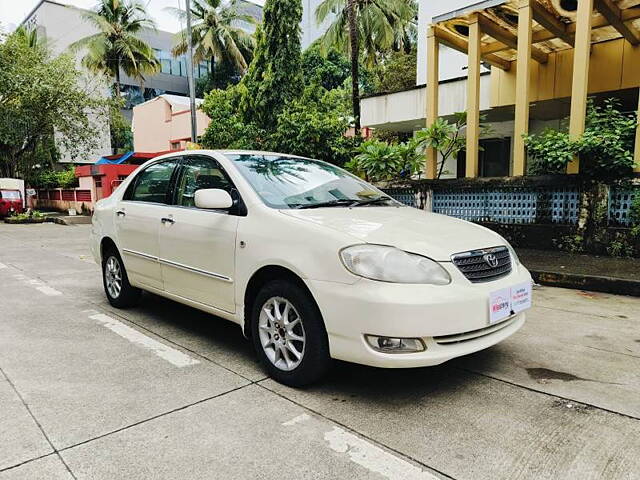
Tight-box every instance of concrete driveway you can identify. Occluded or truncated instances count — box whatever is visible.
[0,223,638,480]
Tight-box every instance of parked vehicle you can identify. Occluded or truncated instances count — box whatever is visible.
[90,150,532,386]
[0,189,24,217]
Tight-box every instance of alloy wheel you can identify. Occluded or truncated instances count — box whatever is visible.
[258,296,306,371]
[105,256,122,299]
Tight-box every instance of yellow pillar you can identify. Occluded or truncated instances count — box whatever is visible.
[635,89,640,172]
[426,26,439,179]
[513,0,533,176]
[567,0,594,174]
[466,15,481,178]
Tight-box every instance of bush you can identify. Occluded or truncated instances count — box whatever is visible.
[524,98,636,178]
[524,129,574,175]
[32,167,78,189]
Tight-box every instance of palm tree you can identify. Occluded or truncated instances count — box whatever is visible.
[13,26,45,50]
[71,0,160,98]
[170,0,256,84]
[316,0,417,133]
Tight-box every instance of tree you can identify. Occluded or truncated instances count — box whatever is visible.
[0,31,106,179]
[170,0,255,86]
[269,85,357,166]
[415,112,492,179]
[371,48,417,94]
[240,0,303,129]
[71,0,159,98]
[301,42,350,91]
[200,87,266,149]
[316,0,417,133]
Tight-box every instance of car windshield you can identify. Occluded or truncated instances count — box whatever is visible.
[1,190,21,200]
[226,154,398,209]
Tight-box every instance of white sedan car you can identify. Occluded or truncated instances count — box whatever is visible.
[90,150,532,386]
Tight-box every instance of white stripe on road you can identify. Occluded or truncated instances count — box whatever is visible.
[88,313,200,368]
[282,413,310,426]
[324,427,440,480]
[13,274,62,296]
[282,413,439,480]
[0,262,7,269]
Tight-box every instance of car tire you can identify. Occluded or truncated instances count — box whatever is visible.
[251,279,331,387]
[102,248,141,308]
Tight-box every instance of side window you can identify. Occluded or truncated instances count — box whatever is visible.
[175,156,233,208]
[127,160,178,204]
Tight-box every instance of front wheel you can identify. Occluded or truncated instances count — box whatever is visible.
[102,249,141,308]
[251,280,331,387]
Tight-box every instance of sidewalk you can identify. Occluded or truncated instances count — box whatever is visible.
[518,248,640,296]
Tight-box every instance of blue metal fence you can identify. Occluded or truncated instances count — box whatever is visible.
[382,185,632,225]
[608,187,638,225]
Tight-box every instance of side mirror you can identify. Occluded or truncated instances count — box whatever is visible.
[194,189,233,210]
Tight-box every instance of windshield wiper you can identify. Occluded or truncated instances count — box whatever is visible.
[350,197,395,207]
[292,199,357,209]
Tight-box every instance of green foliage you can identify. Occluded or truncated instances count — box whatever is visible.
[33,168,78,189]
[270,85,357,166]
[110,103,133,154]
[302,42,351,90]
[70,0,159,95]
[195,59,243,96]
[606,232,635,257]
[576,99,636,180]
[346,137,422,182]
[316,0,417,67]
[0,30,106,178]
[524,99,637,179]
[240,0,303,129]
[553,234,585,254]
[200,87,267,150]
[170,0,255,85]
[370,49,417,94]
[524,129,574,175]
[414,112,491,178]
[629,194,640,226]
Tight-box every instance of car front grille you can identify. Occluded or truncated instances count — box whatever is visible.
[451,246,512,283]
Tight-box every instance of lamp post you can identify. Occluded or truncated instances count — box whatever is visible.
[185,0,197,144]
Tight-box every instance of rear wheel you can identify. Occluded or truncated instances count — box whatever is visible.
[102,248,141,308]
[251,280,331,387]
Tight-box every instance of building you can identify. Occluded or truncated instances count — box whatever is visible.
[21,0,261,163]
[132,95,211,152]
[301,0,336,49]
[361,0,640,179]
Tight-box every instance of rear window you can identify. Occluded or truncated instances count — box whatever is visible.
[1,190,21,200]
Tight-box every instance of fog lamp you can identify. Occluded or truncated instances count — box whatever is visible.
[365,335,426,353]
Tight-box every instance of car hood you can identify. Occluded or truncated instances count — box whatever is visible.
[281,206,506,261]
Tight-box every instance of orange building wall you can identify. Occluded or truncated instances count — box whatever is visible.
[490,38,640,108]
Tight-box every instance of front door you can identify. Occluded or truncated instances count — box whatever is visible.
[158,155,239,313]
[115,159,178,290]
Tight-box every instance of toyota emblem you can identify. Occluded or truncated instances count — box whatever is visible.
[483,253,499,268]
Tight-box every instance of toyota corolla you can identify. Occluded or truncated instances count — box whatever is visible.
[90,150,532,386]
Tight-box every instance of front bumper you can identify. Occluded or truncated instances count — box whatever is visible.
[307,263,531,368]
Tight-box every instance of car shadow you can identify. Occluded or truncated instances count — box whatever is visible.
[129,292,505,400]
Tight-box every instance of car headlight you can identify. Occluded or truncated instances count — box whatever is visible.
[340,245,451,285]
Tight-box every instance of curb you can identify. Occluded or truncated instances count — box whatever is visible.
[530,270,640,297]
[53,216,92,226]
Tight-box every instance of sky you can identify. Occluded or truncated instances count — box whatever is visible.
[0,0,265,33]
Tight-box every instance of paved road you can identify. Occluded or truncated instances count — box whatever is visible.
[0,223,639,480]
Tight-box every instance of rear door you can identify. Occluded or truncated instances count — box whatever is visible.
[158,155,240,313]
[115,158,179,290]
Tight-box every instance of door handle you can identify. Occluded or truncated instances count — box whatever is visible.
[116,210,126,217]
[161,217,175,224]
